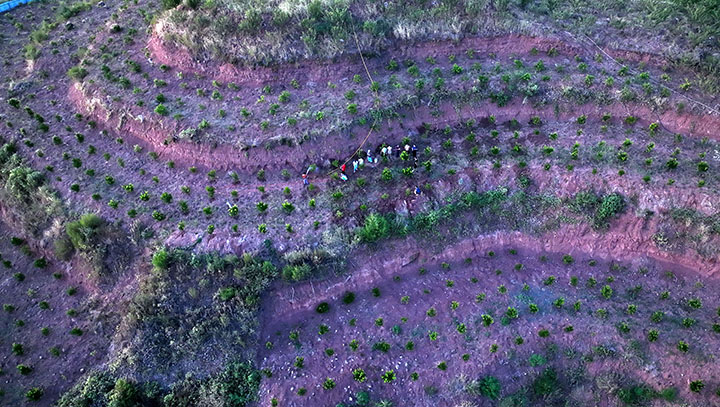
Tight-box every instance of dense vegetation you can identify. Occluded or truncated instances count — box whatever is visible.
[57,362,260,406]
[112,249,277,381]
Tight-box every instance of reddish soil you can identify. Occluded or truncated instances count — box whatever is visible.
[257,238,720,406]
[68,83,318,173]
[0,219,118,406]
[147,31,670,87]
[4,0,720,405]
[263,224,720,317]
[69,82,720,175]
[63,67,720,260]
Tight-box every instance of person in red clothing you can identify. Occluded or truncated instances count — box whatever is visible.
[302,173,308,186]
[341,163,346,174]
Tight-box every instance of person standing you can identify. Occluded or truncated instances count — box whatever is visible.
[387,145,393,158]
[302,173,308,186]
[395,145,401,158]
[341,163,346,174]
[353,160,358,173]
[412,144,418,158]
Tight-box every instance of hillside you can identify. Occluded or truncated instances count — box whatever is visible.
[1,0,720,406]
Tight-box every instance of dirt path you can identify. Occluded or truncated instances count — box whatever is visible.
[263,214,719,320]
[147,31,669,87]
[255,223,720,407]
[70,82,720,176]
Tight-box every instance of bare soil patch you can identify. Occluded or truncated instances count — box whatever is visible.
[257,241,720,406]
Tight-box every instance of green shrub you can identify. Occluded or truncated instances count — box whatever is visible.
[650,311,664,323]
[17,364,32,375]
[373,341,390,352]
[658,387,677,401]
[26,387,43,401]
[65,213,104,251]
[601,285,613,299]
[469,376,501,400]
[12,343,24,355]
[322,378,335,390]
[107,378,139,407]
[154,104,168,116]
[528,353,547,367]
[151,248,171,270]
[281,201,294,213]
[353,368,366,382]
[161,0,181,9]
[647,329,659,342]
[687,298,702,309]
[532,368,558,396]
[316,302,330,314]
[217,287,236,301]
[161,362,260,406]
[690,380,704,393]
[281,263,311,281]
[67,66,88,81]
[618,384,654,406]
[381,167,393,181]
[342,291,355,304]
[358,213,390,243]
[594,193,625,227]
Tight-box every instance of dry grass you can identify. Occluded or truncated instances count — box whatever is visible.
[156,0,719,93]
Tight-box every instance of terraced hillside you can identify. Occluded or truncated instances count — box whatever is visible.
[0,0,719,406]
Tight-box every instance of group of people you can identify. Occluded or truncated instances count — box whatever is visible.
[327,142,423,195]
[339,143,420,176]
